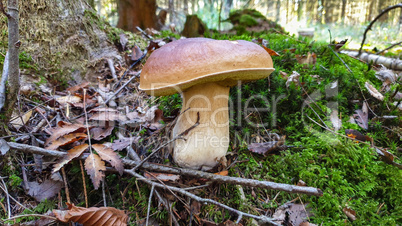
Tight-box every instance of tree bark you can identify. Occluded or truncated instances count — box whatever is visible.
[341,0,347,24]
[0,0,19,132]
[117,0,160,31]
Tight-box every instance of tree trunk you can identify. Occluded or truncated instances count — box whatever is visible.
[117,0,159,31]
[168,0,174,24]
[275,0,280,23]
[0,0,124,132]
[341,0,347,24]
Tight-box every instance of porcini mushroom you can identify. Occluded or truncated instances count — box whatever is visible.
[139,38,274,170]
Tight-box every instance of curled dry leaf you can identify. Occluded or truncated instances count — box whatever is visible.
[46,133,87,150]
[92,144,124,175]
[53,144,89,173]
[286,71,301,88]
[342,207,356,221]
[0,138,10,155]
[45,122,87,146]
[85,153,106,189]
[353,104,368,130]
[53,203,128,226]
[248,136,286,155]
[345,129,372,142]
[90,126,114,141]
[10,109,33,130]
[295,52,316,65]
[365,82,384,101]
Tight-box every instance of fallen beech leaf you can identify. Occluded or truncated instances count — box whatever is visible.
[26,179,63,202]
[53,144,89,173]
[286,71,301,88]
[10,109,33,130]
[296,52,316,65]
[0,139,10,155]
[53,203,128,226]
[45,122,87,146]
[343,207,356,221]
[144,172,180,182]
[214,170,228,176]
[374,147,401,168]
[92,144,124,175]
[365,82,384,101]
[85,153,106,189]
[131,45,143,61]
[334,39,348,50]
[46,133,87,150]
[90,126,114,141]
[279,71,288,79]
[262,46,280,56]
[66,81,90,93]
[111,138,137,151]
[248,136,286,155]
[353,103,369,130]
[345,129,371,142]
[273,203,312,226]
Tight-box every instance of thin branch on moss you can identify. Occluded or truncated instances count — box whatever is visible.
[377,41,402,55]
[359,3,402,56]
[0,176,11,218]
[126,170,280,225]
[7,142,324,196]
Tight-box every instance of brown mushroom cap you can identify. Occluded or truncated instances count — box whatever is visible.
[139,38,274,96]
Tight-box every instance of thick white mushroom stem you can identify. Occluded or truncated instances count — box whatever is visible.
[172,82,230,170]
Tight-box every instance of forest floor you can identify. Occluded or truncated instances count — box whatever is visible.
[0,22,401,226]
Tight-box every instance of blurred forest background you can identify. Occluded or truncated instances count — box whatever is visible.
[90,0,402,50]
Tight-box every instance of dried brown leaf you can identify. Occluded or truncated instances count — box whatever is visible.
[53,203,128,226]
[365,82,384,101]
[90,126,114,141]
[26,179,63,202]
[92,144,124,175]
[66,81,90,93]
[45,122,87,146]
[353,108,368,130]
[286,71,301,88]
[85,153,106,189]
[343,207,356,221]
[53,144,89,173]
[248,137,286,155]
[46,133,87,150]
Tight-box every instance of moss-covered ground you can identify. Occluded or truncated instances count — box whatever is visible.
[156,31,402,225]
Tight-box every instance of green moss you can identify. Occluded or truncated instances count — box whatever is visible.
[239,14,259,27]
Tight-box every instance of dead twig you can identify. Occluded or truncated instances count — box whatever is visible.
[79,160,88,208]
[146,184,155,226]
[130,112,200,172]
[126,170,279,225]
[0,176,11,218]
[105,70,141,105]
[377,41,402,55]
[7,142,324,196]
[0,51,9,111]
[1,214,57,223]
[106,58,117,80]
[359,3,402,56]
[61,167,70,203]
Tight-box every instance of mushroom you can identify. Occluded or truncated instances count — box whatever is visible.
[139,38,274,170]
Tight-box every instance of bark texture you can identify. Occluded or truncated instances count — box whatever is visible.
[117,0,160,31]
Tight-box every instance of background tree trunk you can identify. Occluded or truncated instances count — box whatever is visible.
[117,0,159,31]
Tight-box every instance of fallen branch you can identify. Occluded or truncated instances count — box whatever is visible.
[359,3,402,56]
[6,142,324,196]
[341,50,402,71]
[377,41,402,55]
[126,169,279,225]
